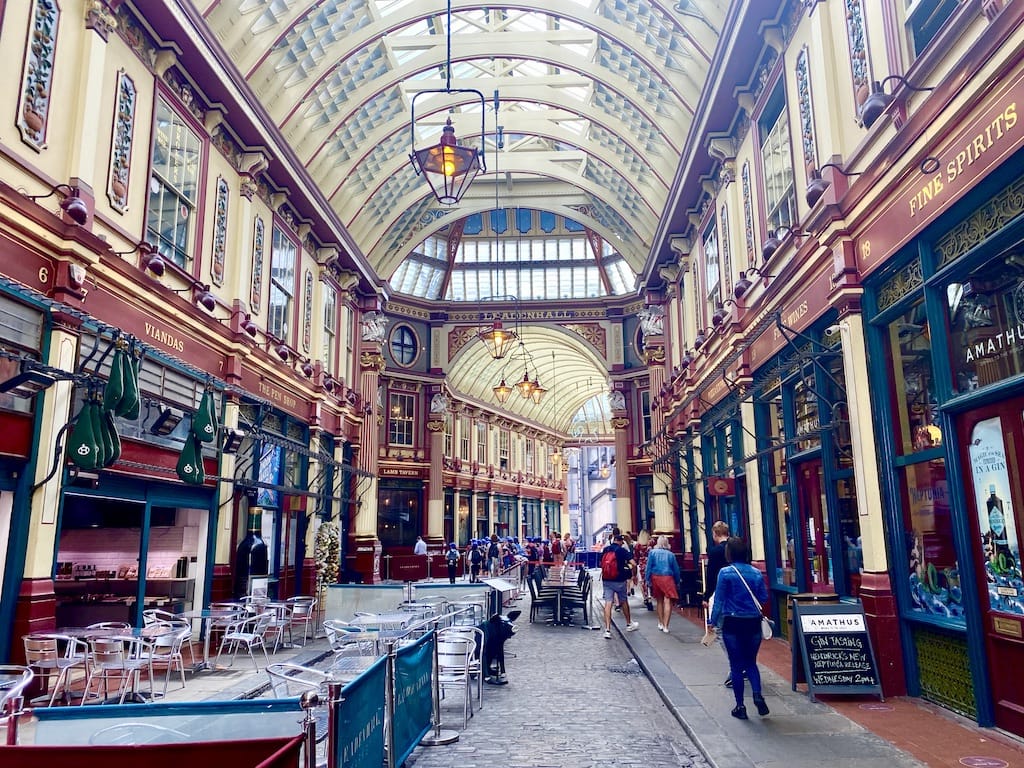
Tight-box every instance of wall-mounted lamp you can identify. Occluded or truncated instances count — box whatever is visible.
[114,240,165,277]
[274,342,291,362]
[761,226,807,263]
[680,349,695,369]
[300,359,314,378]
[860,75,935,129]
[229,308,258,338]
[0,365,59,398]
[149,406,184,436]
[195,285,216,313]
[26,183,88,226]
[323,375,336,393]
[733,267,770,298]
[710,299,737,328]
[170,280,216,312]
[222,427,246,454]
[693,328,708,350]
[806,162,862,207]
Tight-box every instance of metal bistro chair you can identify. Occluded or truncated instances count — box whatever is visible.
[323,619,378,657]
[86,621,132,631]
[81,636,152,705]
[141,622,191,697]
[215,611,272,671]
[436,636,474,729]
[285,596,316,645]
[1,665,34,745]
[266,662,330,698]
[262,603,292,654]
[526,576,558,624]
[439,625,485,710]
[23,634,87,707]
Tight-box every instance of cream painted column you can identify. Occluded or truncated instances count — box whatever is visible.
[353,317,386,582]
[23,327,79,579]
[740,399,766,560]
[611,408,632,533]
[641,308,674,536]
[688,431,705,552]
[425,393,447,546]
[65,3,118,198]
[836,314,886,573]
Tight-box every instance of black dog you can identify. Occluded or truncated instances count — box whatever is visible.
[484,609,520,684]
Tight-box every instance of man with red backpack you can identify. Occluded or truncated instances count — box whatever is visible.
[600,532,639,639]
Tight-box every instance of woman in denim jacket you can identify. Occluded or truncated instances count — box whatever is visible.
[643,535,680,633]
[709,537,770,720]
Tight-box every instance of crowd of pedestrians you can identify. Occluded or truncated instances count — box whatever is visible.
[428,520,772,722]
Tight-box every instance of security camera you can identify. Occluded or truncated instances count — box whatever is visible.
[824,324,841,337]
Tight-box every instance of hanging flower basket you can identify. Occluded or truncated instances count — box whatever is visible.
[314,520,340,591]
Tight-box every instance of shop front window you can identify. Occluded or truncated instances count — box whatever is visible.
[901,458,962,619]
[767,389,788,486]
[793,372,820,453]
[947,250,1024,394]
[886,300,941,454]
[774,489,795,586]
[837,477,862,597]
[378,488,421,549]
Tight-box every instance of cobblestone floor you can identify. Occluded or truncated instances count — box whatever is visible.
[403,606,710,768]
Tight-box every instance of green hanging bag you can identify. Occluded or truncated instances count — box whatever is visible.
[103,409,122,467]
[191,386,218,443]
[103,347,124,413]
[90,399,109,469]
[68,400,100,470]
[176,433,205,485]
[117,343,141,419]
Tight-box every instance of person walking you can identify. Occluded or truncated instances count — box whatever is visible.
[445,542,460,584]
[601,533,639,638]
[644,535,680,633]
[702,521,733,684]
[709,537,770,720]
[487,534,501,577]
[469,541,483,583]
[413,536,427,555]
[634,529,653,610]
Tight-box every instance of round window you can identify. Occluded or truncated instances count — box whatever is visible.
[389,325,418,366]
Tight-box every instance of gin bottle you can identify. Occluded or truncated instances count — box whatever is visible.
[986,485,1015,572]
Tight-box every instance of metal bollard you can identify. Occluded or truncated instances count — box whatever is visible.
[326,682,343,768]
[299,690,320,768]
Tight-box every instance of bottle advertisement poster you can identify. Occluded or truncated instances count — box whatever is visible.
[968,416,1024,613]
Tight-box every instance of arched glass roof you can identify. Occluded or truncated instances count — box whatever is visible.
[199,0,726,434]
[202,0,722,277]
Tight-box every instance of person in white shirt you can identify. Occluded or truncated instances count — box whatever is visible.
[413,536,427,555]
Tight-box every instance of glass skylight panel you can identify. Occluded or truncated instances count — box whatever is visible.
[374,0,416,19]
[426,270,444,300]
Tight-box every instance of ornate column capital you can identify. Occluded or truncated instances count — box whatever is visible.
[360,351,385,372]
[85,1,119,41]
[642,345,665,365]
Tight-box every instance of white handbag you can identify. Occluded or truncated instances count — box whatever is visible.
[731,565,774,639]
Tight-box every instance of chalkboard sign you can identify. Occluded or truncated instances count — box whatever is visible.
[791,601,883,701]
